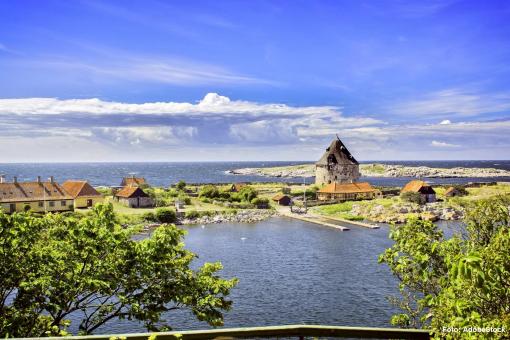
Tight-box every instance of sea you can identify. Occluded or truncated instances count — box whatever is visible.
[1,160,510,187]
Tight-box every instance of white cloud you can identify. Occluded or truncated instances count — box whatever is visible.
[93,126,197,145]
[431,140,460,148]
[439,119,451,125]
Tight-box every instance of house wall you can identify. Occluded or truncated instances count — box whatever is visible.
[315,163,360,186]
[1,199,74,213]
[74,196,104,208]
[117,196,154,208]
[317,191,379,202]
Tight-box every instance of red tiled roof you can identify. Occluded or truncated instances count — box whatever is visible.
[115,186,149,198]
[401,180,433,193]
[62,180,102,198]
[121,177,146,187]
[0,181,72,203]
[317,182,376,194]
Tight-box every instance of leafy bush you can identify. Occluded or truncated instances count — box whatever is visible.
[251,197,269,208]
[400,191,423,204]
[155,207,177,223]
[176,180,186,191]
[177,193,191,205]
[142,211,157,222]
[236,186,258,202]
[199,185,220,199]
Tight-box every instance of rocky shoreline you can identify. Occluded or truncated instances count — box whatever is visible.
[180,209,276,225]
[350,202,464,224]
[228,163,510,179]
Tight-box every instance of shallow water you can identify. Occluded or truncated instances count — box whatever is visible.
[78,217,404,334]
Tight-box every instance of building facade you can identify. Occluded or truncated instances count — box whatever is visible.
[114,186,154,208]
[401,180,436,203]
[0,176,74,213]
[317,182,381,202]
[315,137,360,186]
[62,180,104,208]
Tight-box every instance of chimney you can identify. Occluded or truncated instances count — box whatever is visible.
[13,176,18,184]
[49,176,54,183]
[37,176,41,183]
[0,175,4,184]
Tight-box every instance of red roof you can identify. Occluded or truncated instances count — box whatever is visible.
[317,182,376,194]
[0,181,72,203]
[62,180,102,198]
[115,186,149,198]
[401,180,435,194]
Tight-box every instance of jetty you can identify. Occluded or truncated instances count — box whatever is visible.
[318,215,380,229]
[277,207,349,231]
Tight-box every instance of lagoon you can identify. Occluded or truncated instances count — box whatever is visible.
[86,217,407,334]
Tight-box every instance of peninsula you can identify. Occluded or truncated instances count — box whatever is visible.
[228,163,510,178]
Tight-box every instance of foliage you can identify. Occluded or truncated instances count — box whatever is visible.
[199,185,220,199]
[184,210,200,219]
[176,180,187,191]
[155,207,177,223]
[379,197,510,338]
[400,191,423,204]
[0,204,237,337]
[142,211,157,222]
[450,185,468,197]
[177,193,191,205]
[234,186,258,203]
[95,187,113,196]
[251,197,269,208]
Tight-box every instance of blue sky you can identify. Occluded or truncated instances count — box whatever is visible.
[1,0,509,162]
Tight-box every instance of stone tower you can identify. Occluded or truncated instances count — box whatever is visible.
[315,136,360,186]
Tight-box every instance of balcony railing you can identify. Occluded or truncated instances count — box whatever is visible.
[20,324,431,340]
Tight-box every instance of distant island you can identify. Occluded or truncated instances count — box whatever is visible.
[229,163,510,179]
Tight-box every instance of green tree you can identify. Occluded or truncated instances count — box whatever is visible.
[176,180,186,191]
[237,186,258,203]
[379,197,510,338]
[0,204,237,337]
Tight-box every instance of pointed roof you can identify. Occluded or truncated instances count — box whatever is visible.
[401,180,435,194]
[62,180,102,198]
[115,186,149,198]
[121,177,147,187]
[316,136,358,165]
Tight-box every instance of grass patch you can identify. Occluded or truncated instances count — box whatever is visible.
[315,201,354,215]
[360,163,386,174]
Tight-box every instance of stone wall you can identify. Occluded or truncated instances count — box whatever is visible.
[315,163,360,185]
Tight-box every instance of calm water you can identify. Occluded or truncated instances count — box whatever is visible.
[1,160,509,187]
[79,218,461,334]
[79,217,401,334]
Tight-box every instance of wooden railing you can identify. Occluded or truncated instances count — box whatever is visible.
[21,324,431,340]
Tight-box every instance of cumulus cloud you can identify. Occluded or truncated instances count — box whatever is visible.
[1,93,509,161]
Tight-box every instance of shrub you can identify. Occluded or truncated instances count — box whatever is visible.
[176,180,186,191]
[177,193,191,205]
[199,185,220,199]
[184,210,200,219]
[155,208,177,223]
[237,186,258,202]
[142,212,157,222]
[251,197,269,208]
[400,191,423,204]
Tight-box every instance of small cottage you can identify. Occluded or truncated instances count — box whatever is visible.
[401,180,436,203]
[120,176,147,187]
[272,194,292,206]
[114,186,153,208]
[317,182,381,202]
[444,186,466,197]
[62,180,103,208]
